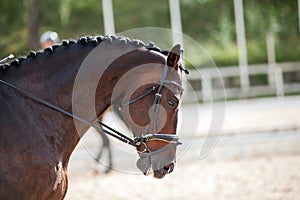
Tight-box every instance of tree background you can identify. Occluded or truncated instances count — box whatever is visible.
[0,0,299,67]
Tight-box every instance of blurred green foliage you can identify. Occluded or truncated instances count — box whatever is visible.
[0,0,299,67]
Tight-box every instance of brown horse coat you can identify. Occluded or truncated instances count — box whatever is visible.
[0,36,184,199]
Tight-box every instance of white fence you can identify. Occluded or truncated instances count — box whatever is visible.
[184,62,300,103]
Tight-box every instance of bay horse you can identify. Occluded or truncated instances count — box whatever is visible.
[0,35,187,199]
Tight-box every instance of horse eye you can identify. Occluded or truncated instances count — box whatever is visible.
[167,99,177,109]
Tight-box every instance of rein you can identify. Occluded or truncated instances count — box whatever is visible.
[0,64,182,157]
[0,79,136,146]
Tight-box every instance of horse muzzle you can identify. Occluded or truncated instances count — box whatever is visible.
[136,156,176,179]
[135,134,181,178]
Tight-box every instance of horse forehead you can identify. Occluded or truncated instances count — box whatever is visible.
[139,64,182,86]
[139,49,181,79]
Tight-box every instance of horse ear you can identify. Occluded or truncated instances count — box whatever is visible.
[167,44,181,71]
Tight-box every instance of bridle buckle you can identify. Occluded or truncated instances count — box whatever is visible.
[154,93,162,98]
[136,142,148,154]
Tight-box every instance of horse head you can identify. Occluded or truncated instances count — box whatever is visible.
[113,44,184,178]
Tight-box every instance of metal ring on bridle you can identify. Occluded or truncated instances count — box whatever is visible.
[137,142,148,154]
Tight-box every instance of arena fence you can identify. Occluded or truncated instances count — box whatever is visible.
[184,62,300,103]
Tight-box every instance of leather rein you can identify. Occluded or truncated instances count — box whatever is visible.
[0,63,182,157]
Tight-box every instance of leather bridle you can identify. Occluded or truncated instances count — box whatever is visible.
[0,63,183,158]
[117,64,183,157]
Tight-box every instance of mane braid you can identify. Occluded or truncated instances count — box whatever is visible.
[0,35,164,74]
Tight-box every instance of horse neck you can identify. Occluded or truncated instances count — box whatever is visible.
[2,44,112,165]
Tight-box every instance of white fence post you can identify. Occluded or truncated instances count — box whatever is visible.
[266,31,276,87]
[102,0,115,35]
[202,73,213,103]
[169,0,183,46]
[233,0,250,94]
[275,66,285,97]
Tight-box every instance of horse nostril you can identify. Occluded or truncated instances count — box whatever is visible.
[164,163,175,174]
[163,165,169,171]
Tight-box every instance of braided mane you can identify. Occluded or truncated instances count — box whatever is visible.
[0,35,166,73]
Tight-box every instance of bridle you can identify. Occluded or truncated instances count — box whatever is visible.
[0,62,183,158]
[117,63,184,157]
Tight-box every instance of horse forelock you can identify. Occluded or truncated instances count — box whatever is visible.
[0,35,166,74]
